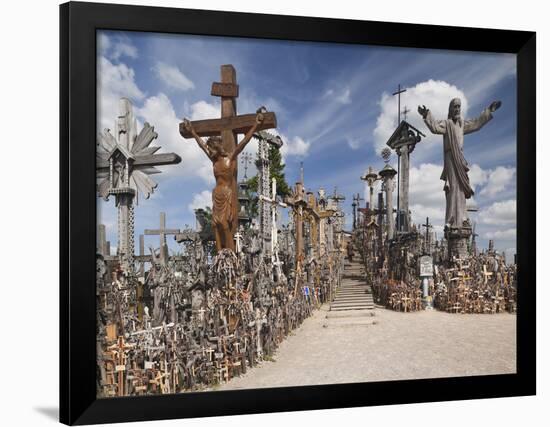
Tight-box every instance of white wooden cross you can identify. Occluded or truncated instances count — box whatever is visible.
[259,178,287,270]
[483,264,493,285]
[234,228,244,254]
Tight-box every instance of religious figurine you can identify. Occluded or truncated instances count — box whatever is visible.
[183,111,265,252]
[418,98,501,228]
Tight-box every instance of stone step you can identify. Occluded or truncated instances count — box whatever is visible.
[322,319,377,328]
[336,291,370,295]
[332,296,374,304]
[334,291,372,298]
[336,290,369,294]
[326,310,376,319]
[331,301,374,308]
[335,294,369,298]
[330,305,375,312]
[332,299,374,304]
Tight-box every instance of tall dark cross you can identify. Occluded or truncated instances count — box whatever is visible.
[351,193,364,230]
[392,84,407,125]
[179,65,277,236]
[422,216,433,255]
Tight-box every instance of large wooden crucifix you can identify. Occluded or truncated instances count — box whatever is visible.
[180,65,277,252]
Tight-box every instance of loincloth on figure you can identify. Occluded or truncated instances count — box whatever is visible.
[212,185,234,227]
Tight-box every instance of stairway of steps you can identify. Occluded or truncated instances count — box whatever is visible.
[330,257,374,311]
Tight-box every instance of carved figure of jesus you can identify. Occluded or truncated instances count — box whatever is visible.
[418,98,501,228]
[183,112,264,252]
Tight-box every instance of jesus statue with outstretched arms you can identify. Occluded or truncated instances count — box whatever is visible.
[418,98,501,229]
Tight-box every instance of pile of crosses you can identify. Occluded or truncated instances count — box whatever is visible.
[372,278,423,312]
[96,241,322,397]
[96,189,344,398]
[350,113,518,315]
[95,70,347,396]
[433,251,517,314]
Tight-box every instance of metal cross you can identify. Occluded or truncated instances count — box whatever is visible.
[392,84,407,126]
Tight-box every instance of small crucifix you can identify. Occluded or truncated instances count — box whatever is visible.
[241,152,253,179]
[401,105,411,121]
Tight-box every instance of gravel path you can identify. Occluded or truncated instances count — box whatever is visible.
[217,305,516,391]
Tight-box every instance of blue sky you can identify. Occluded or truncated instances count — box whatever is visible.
[97,30,517,260]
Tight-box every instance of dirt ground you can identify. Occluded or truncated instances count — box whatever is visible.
[217,305,516,391]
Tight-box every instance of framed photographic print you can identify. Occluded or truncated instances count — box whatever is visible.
[60,1,536,425]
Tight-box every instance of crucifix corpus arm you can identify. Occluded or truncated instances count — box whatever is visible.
[182,119,212,160]
[231,111,265,161]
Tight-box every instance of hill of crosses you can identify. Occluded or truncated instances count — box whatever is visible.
[96,65,517,397]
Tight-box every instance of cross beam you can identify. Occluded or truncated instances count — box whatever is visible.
[96,153,181,171]
[179,113,276,139]
[143,212,180,264]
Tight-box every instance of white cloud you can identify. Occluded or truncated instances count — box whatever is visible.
[408,163,446,229]
[188,190,212,212]
[98,33,111,54]
[409,163,445,206]
[336,87,352,104]
[189,100,219,120]
[347,137,361,150]
[484,228,516,240]
[479,166,515,197]
[110,39,138,60]
[281,136,310,158]
[479,199,516,225]
[98,33,139,60]
[373,80,469,154]
[153,62,195,91]
[324,87,352,105]
[469,164,489,189]
[136,94,214,184]
[97,56,145,132]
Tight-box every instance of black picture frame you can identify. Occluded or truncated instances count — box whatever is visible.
[60,1,536,425]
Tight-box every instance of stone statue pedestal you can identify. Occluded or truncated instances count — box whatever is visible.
[445,225,472,260]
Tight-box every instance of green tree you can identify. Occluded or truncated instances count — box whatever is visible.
[246,145,291,216]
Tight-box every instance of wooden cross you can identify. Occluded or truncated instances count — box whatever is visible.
[483,264,493,285]
[144,212,180,265]
[106,336,135,397]
[179,65,277,236]
[234,229,244,254]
